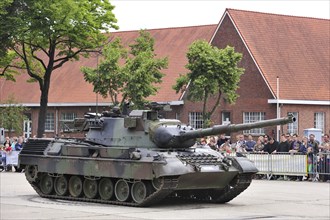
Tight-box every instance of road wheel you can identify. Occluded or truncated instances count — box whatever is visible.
[25,165,38,182]
[98,178,114,200]
[69,176,83,197]
[83,178,98,199]
[54,176,68,196]
[40,174,54,195]
[131,181,150,204]
[114,179,130,202]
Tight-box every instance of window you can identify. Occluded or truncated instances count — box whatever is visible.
[188,112,204,129]
[287,112,298,134]
[61,112,77,131]
[243,112,266,135]
[222,112,231,136]
[314,112,325,132]
[45,112,55,131]
[222,112,231,125]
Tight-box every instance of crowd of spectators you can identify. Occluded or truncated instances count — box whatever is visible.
[198,133,330,182]
[0,136,25,172]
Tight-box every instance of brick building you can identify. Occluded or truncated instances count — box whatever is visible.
[0,9,329,140]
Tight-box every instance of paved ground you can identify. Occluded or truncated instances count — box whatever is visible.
[0,172,329,220]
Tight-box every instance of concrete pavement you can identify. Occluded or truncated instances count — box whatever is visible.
[0,172,329,220]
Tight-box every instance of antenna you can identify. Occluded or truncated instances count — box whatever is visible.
[96,54,99,119]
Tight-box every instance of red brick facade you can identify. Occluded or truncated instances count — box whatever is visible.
[174,13,329,140]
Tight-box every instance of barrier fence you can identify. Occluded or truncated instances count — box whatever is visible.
[1,150,330,182]
[231,152,330,181]
[1,151,19,169]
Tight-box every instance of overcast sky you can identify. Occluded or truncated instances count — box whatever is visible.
[111,0,330,31]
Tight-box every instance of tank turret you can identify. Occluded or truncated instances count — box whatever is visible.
[84,108,295,149]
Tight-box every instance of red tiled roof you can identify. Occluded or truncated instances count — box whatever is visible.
[225,9,330,101]
[1,9,328,105]
[0,25,217,105]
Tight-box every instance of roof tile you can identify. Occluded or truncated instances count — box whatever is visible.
[227,9,330,101]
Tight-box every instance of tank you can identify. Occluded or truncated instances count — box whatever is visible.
[19,105,295,207]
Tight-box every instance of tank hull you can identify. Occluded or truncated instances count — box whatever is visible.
[19,138,257,206]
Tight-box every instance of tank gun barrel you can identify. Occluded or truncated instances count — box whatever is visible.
[180,114,296,141]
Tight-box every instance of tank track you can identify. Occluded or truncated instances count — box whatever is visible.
[170,173,253,203]
[212,173,253,203]
[27,173,175,207]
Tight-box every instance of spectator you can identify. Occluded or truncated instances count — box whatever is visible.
[245,134,256,152]
[319,134,330,182]
[289,134,302,153]
[286,133,293,145]
[300,136,309,154]
[253,139,264,152]
[306,146,315,181]
[263,137,278,154]
[4,143,12,153]
[234,134,246,157]
[274,134,290,180]
[208,137,217,151]
[199,138,211,149]
[217,134,228,147]
[0,145,6,172]
[274,134,290,153]
[11,137,18,150]
[219,139,232,155]
[319,134,329,152]
[263,135,269,145]
[258,136,264,144]
[308,134,319,154]
[15,137,24,151]
[3,136,11,146]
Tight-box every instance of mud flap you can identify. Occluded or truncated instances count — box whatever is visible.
[230,157,258,174]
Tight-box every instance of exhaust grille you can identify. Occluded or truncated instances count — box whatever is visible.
[177,153,223,166]
[20,139,51,155]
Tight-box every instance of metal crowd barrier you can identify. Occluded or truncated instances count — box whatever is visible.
[0,150,19,170]
[232,152,330,181]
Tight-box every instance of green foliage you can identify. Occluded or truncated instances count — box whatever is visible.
[82,38,127,104]
[0,0,118,136]
[173,40,244,127]
[0,0,118,79]
[0,96,28,135]
[82,30,168,109]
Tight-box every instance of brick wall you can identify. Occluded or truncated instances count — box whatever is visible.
[176,14,329,141]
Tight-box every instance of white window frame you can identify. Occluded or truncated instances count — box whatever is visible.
[188,112,204,129]
[45,112,55,131]
[60,112,77,132]
[287,112,298,135]
[314,112,325,132]
[243,112,266,135]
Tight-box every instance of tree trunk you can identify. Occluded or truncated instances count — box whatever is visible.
[37,93,47,138]
[37,73,51,138]
[202,90,208,128]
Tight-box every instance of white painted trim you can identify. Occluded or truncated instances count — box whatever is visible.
[268,99,330,105]
[146,101,184,106]
[209,10,276,99]
[0,101,184,107]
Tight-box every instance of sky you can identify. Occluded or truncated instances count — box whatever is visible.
[111,0,330,31]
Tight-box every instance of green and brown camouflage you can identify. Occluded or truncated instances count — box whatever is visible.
[18,107,295,206]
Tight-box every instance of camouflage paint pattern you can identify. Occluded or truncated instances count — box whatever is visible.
[18,109,295,205]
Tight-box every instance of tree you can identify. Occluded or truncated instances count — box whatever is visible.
[0,0,118,137]
[0,96,28,136]
[82,30,168,109]
[173,40,244,127]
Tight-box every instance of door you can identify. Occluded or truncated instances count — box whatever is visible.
[221,112,231,136]
[23,120,32,139]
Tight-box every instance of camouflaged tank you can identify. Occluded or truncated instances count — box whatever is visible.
[19,106,295,207]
